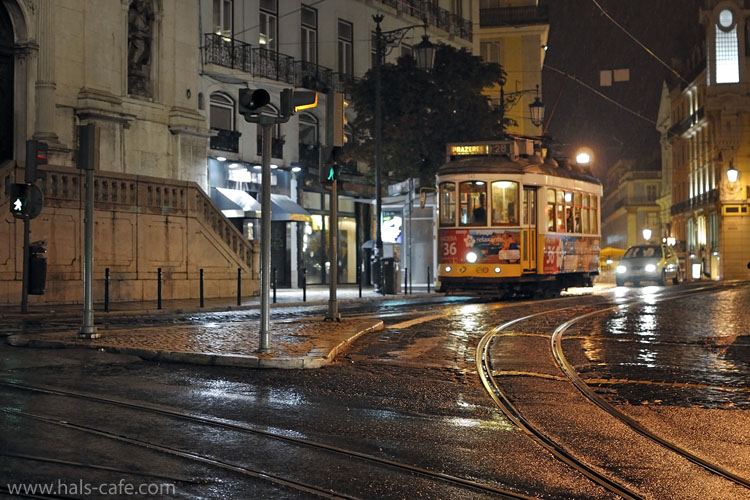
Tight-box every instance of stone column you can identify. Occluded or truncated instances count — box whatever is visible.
[33,0,59,146]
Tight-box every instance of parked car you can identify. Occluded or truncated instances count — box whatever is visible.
[615,244,681,286]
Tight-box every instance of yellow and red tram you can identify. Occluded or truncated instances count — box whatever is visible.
[435,139,602,297]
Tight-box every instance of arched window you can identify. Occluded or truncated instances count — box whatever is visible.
[715,8,739,84]
[210,92,234,131]
[298,112,318,145]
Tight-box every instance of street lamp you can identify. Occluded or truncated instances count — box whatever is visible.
[499,84,545,129]
[642,228,652,242]
[373,14,435,291]
[727,160,739,183]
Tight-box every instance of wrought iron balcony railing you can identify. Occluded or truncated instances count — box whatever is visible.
[203,34,252,73]
[375,0,473,42]
[252,47,295,84]
[670,188,718,216]
[294,61,333,93]
[209,128,241,153]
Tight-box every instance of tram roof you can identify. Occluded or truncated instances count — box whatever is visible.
[437,155,602,185]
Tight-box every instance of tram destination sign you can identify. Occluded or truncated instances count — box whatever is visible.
[446,141,516,161]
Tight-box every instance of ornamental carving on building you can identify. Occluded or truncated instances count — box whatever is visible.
[127,0,153,97]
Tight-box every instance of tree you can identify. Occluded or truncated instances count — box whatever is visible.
[347,44,510,186]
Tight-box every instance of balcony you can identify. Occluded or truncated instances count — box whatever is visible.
[252,47,295,84]
[480,4,549,27]
[210,128,241,154]
[257,136,285,159]
[204,34,252,73]
[294,61,333,93]
[670,189,718,215]
[668,107,704,139]
[375,0,473,42]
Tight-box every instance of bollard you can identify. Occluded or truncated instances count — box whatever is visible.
[199,269,204,308]
[302,267,307,302]
[404,267,408,295]
[427,265,431,294]
[237,267,241,306]
[104,268,110,313]
[272,267,277,304]
[358,260,362,298]
[157,267,162,310]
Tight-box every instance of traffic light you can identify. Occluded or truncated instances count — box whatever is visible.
[319,146,342,184]
[8,183,43,219]
[239,88,271,121]
[280,89,318,118]
[25,140,48,183]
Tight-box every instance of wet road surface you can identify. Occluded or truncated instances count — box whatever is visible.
[2,282,749,498]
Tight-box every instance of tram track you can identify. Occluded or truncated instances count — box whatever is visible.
[0,380,536,500]
[477,283,749,499]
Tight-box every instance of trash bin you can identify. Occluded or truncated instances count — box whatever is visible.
[28,240,47,295]
[382,257,401,295]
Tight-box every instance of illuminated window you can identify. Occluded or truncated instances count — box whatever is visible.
[490,181,518,226]
[546,189,556,231]
[439,182,456,226]
[260,0,277,50]
[582,194,590,234]
[460,181,487,226]
[715,9,739,84]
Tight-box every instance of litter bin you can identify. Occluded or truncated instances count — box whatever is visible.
[382,257,401,295]
[28,240,47,295]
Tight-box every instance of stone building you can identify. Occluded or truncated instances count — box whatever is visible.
[0,0,476,305]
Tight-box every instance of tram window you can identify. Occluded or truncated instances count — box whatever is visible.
[439,182,456,226]
[546,189,556,231]
[459,181,487,226]
[582,194,590,233]
[490,181,518,225]
[556,191,566,232]
[591,196,599,233]
[573,192,582,233]
[564,192,574,233]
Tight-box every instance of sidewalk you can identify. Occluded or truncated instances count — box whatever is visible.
[4,285,443,369]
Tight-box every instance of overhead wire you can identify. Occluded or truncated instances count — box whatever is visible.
[589,0,688,85]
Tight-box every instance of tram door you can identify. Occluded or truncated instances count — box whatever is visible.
[521,187,537,272]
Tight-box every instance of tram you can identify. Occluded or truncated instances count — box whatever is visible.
[435,138,602,297]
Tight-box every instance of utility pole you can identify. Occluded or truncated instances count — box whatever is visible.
[78,124,99,338]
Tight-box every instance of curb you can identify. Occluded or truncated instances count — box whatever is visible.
[5,319,384,370]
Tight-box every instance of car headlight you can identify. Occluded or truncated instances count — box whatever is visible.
[616,265,627,274]
[466,251,478,263]
[645,264,656,273]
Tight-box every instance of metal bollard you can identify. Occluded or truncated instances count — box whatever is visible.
[157,267,162,310]
[237,267,241,306]
[272,267,277,304]
[427,265,431,294]
[358,260,362,298]
[302,267,307,302]
[404,267,408,295]
[199,269,204,308]
[104,268,110,313]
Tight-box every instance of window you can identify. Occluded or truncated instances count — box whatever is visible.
[546,189,556,231]
[213,0,232,37]
[298,112,317,145]
[710,212,719,248]
[210,92,234,130]
[260,0,277,51]
[564,192,574,233]
[582,194,590,234]
[573,192,582,233]
[439,182,456,226]
[590,196,598,233]
[556,190,566,232]
[646,184,657,201]
[301,5,317,64]
[480,41,502,64]
[459,181,486,226]
[490,181,518,225]
[715,9,739,84]
[338,19,353,76]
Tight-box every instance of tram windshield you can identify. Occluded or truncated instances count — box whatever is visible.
[459,181,487,226]
[491,181,518,225]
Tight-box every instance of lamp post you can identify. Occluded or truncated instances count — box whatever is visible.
[498,84,545,131]
[373,14,435,291]
[727,160,739,183]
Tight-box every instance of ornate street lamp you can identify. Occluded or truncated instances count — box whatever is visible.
[373,15,435,293]
[499,84,545,129]
[727,160,739,183]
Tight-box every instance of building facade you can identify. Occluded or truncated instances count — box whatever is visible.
[0,0,477,303]
[665,0,750,281]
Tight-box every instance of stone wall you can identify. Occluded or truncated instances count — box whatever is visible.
[0,161,259,305]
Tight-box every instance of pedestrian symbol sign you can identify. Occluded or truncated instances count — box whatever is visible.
[13,198,22,212]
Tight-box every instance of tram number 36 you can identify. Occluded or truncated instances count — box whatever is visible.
[442,242,457,256]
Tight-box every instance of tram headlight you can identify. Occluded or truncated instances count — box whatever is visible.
[466,251,478,263]
[645,263,656,273]
[616,265,627,274]
[494,267,501,273]
[445,266,452,273]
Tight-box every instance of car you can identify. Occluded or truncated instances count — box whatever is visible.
[615,244,681,286]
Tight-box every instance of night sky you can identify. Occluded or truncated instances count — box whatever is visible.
[540,0,704,175]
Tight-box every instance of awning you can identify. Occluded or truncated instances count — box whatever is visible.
[270,194,311,222]
[211,187,262,219]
